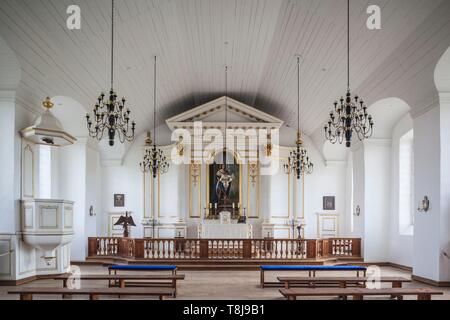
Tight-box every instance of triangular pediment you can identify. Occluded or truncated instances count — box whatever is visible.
[166,96,283,131]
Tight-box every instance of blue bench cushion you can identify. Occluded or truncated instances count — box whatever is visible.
[260,265,366,271]
[109,265,177,271]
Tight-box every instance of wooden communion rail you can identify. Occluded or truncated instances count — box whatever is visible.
[87,237,361,261]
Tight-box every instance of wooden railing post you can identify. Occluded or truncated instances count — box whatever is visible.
[199,240,209,259]
[306,239,317,259]
[243,240,252,259]
[117,238,125,257]
[88,238,98,257]
[352,238,361,257]
[134,239,145,259]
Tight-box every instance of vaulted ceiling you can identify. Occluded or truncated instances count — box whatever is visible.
[1,0,450,138]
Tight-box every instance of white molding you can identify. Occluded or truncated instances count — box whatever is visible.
[439,92,450,103]
[166,96,284,132]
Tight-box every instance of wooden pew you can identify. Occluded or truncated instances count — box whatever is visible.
[108,265,178,275]
[260,265,367,288]
[277,276,411,289]
[279,288,443,301]
[53,274,185,298]
[8,287,175,300]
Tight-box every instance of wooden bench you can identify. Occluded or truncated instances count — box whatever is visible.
[54,274,185,298]
[279,288,444,300]
[260,265,367,288]
[8,287,175,300]
[277,276,411,289]
[108,265,178,275]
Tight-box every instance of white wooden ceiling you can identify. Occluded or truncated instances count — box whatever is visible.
[1,0,449,137]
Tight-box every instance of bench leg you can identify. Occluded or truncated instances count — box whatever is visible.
[352,295,363,301]
[391,281,402,300]
[119,279,126,289]
[20,293,33,301]
[160,295,164,301]
[173,280,177,298]
[260,270,265,288]
[284,282,289,289]
[89,294,100,301]
[418,294,431,301]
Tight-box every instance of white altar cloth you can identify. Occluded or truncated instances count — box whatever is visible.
[200,223,251,239]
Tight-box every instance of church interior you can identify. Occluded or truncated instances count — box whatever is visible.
[0,0,450,303]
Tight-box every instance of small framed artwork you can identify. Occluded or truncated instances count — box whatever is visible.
[323,196,335,211]
[114,194,125,207]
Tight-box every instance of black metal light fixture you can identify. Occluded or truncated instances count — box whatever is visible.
[86,0,136,146]
[284,55,314,180]
[324,0,373,148]
[140,56,170,179]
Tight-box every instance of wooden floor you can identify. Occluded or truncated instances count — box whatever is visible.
[1,265,449,300]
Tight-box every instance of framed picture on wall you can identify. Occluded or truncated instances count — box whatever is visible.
[323,196,335,211]
[114,194,125,207]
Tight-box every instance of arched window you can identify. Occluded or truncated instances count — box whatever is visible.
[398,130,414,235]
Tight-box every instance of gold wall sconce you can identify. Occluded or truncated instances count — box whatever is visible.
[417,196,430,213]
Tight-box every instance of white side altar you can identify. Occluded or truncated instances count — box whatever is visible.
[198,213,253,239]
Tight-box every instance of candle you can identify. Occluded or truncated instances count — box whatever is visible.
[232,203,235,209]
[215,203,218,209]
[209,203,212,209]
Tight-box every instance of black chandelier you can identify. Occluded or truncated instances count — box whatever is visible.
[324,0,373,148]
[86,0,136,147]
[140,56,169,179]
[284,55,314,180]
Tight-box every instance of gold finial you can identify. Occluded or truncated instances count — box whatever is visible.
[296,131,303,146]
[42,97,54,110]
[145,132,153,146]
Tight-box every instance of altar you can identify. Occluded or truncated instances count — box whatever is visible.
[199,222,252,239]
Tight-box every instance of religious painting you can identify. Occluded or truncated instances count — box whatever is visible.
[323,196,335,211]
[208,163,240,208]
[114,194,125,207]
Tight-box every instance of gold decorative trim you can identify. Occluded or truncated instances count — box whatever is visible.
[189,163,202,218]
[247,163,260,218]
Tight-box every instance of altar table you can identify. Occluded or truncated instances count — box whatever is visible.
[199,223,252,239]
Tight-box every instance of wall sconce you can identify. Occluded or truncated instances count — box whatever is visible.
[89,205,96,216]
[354,205,361,216]
[417,196,430,213]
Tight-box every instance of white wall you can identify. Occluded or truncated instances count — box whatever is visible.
[56,142,87,261]
[363,140,391,262]
[389,114,414,267]
[413,107,441,280]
